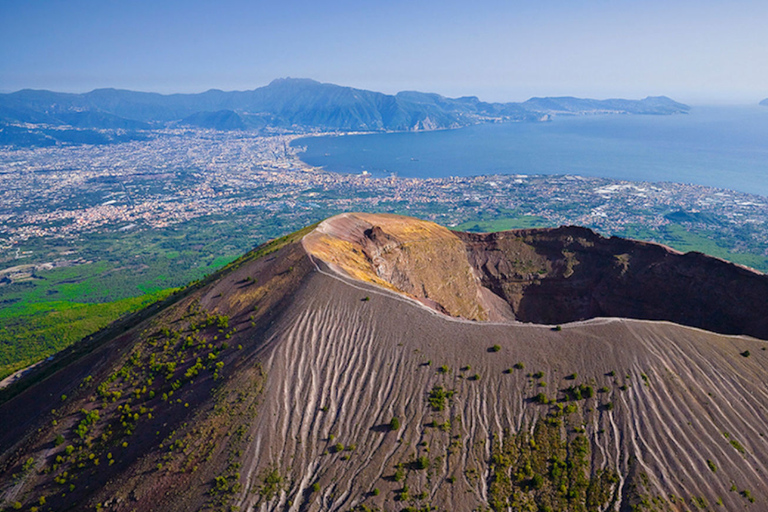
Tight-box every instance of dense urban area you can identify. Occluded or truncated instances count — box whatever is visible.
[3,129,767,271]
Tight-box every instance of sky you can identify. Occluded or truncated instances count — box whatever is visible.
[1,0,767,104]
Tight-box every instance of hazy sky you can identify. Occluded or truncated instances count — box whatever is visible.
[2,0,766,104]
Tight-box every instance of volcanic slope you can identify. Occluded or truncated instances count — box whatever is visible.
[1,213,767,512]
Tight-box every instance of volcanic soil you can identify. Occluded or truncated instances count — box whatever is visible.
[1,213,767,512]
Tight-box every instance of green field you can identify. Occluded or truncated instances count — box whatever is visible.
[618,223,768,273]
[0,290,175,381]
[455,215,552,233]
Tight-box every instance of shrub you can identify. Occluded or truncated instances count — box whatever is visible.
[333,443,344,453]
[259,468,283,500]
[741,350,751,357]
[397,483,410,501]
[513,362,525,370]
[490,345,501,352]
[729,439,746,454]
[389,417,401,431]
[428,386,453,411]
[414,456,430,470]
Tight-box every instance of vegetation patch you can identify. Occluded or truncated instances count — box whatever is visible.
[0,290,174,380]
[488,419,618,511]
[427,386,455,411]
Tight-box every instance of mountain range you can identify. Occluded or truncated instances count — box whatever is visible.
[0,79,690,146]
[1,213,766,511]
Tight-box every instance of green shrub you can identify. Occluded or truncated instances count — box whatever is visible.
[389,417,401,431]
[428,386,453,411]
[259,468,282,500]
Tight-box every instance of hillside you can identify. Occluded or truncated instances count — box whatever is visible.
[0,79,690,146]
[1,214,767,512]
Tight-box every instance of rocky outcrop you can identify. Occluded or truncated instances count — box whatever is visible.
[458,226,768,339]
[305,214,768,340]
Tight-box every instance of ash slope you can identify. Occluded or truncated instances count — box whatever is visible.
[1,214,767,512]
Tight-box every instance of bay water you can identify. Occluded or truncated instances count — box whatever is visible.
[293,106,768,197]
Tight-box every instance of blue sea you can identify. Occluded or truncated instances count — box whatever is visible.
[293,106,768,197]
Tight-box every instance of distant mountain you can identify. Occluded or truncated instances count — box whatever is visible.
[181,109,248,130]
[2,213,767,512]
[56,111,151,130]
[522,95,690,115]
[760,98,768,107]
[0,79,690,147]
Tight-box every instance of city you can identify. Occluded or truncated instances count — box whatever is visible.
[1,129,767,278]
